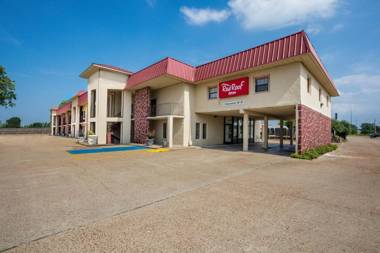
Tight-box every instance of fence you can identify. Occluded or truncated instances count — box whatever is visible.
[0,128,50,135]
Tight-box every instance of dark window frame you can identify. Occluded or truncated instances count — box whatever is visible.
[208,86,218,99]
[307,77,311,94]
[163,122,167,139]
[255,76,269,93]
[195,122,200,140]
[202,123,207,139]
[90,89,96,118]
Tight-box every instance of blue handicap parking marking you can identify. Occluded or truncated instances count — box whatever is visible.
[68,145,148,155]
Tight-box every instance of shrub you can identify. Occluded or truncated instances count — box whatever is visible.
[291,144,337,160]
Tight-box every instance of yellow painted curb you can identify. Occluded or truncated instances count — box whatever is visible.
[146,148,170,153]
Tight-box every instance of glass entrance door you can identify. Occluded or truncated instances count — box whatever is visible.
[224,116,254,144]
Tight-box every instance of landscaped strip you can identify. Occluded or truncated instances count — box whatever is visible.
[291,144,338,160]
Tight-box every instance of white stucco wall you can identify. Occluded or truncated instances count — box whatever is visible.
[87,70,130,144]
[70,97,79,137]
[194,62,302,113]
[300,64,332,118]
[151,118,183,146]
[191,114,224,146]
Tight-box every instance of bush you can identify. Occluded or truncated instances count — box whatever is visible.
[291,144,337,160]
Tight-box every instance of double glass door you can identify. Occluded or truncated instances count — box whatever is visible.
[224,116,254,144]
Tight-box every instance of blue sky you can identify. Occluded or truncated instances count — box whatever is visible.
[0,0,379,126]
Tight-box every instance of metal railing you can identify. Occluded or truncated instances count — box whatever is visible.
[149,103,183,117]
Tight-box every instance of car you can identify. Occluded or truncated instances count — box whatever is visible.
[369,133,380,138]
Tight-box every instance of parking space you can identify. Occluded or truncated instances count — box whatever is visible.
[0,135,287,251]
[1,135,379,252]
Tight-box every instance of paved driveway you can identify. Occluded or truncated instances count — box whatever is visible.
[0,135,379,252]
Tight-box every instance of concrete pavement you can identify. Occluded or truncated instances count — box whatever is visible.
[1,135,379,252]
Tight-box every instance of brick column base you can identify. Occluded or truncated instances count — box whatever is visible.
[297,104,331,153]
[133,87,150,144]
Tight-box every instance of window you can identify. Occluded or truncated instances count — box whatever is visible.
[255,77,269,92]
[90,122,96,134]
[208,87,218,99]
[195,122,200,139]
[307,77,311,94]
[202,123,207,139]
[326,95,330,107]
[107,90,122,117]
[150,99,157,116]
[319,88,322,102]
[90,89,96,118]
[163,122,167,139]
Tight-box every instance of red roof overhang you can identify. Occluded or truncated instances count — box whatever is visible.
[57,101,72,115]
[125,31,338,96]
[126,57,195,89]
[78,91,88,106]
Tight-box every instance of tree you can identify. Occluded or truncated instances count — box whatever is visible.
[332,120,349,140]
[331,120,357,139]
[5,117,21,128]
[360,123,379,134]
[0,65,16,107]
[26,122,50,128]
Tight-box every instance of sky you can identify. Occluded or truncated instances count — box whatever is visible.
[0,0,379,126]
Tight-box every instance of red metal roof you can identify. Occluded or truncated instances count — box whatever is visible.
[126,31,337,95]
[127,57,195,88]
[195,31,309,81]
[78,91,88,106]
[57,101,72,115]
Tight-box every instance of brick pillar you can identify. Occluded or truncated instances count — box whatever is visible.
[133,87,150,144]
[297,104,332,153]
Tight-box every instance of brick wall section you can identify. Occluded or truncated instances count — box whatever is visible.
[297,104,331,153]
[133,87,150,144]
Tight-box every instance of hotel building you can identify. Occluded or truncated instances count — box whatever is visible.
[51,31,339,153]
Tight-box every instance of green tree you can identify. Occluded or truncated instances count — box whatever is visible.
[360,123,379,134]
[360,123,374,134]
[0,66,16,107]
[350,124,358,135]
[5,117,21,128]
[331,120,358,139]
[26,122,50,128]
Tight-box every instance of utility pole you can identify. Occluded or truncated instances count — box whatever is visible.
[375,119,377,134]
[350,108,352,135]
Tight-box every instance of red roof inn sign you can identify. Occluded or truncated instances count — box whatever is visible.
[219,77,249,98]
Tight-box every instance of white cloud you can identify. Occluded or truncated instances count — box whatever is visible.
[0,27,21,46]
[306,25,322,35]
[331,23,344,32]
[333,73,380,123]
[146,0,156,8]
[181,0,340,30]
[335,74,380,93]
[228,0,339,30]
[180,7,231,26]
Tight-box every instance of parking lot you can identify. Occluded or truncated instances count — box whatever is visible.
[0,135,379,252]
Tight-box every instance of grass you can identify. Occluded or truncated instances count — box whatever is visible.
[291,144,338,160]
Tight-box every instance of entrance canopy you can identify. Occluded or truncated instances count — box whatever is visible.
[198,104,296,120]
